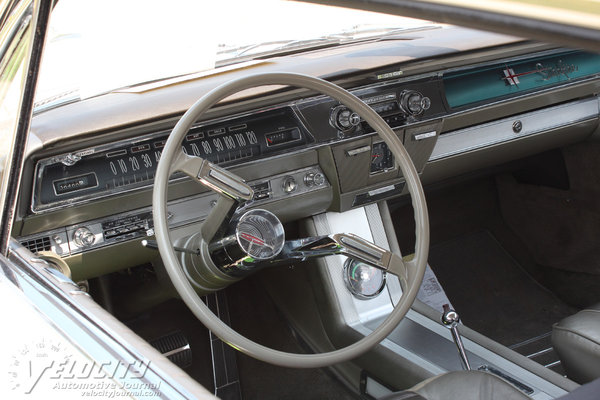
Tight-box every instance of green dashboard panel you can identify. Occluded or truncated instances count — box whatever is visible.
[444,51,600,108]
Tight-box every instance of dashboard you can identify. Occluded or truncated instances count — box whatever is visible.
[15,26,600,281]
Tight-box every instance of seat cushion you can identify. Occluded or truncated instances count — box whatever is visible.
[552,303,600,384]
[381,371,530,400]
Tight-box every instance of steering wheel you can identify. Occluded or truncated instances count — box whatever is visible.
[153,72,429,368]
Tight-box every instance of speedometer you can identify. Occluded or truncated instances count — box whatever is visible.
[32,107,309,212]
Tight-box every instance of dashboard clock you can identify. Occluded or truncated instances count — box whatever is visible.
[370,142,395,174]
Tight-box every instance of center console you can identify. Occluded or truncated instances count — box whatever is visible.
[299,203,573,399]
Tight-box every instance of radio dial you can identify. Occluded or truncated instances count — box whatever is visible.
[399,90,431,116]
[330,106,360,132]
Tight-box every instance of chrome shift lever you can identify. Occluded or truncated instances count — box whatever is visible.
[442,304,471,370]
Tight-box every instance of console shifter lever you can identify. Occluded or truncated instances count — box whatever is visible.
[441,304,471,370]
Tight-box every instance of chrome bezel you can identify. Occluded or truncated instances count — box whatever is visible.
[342,258,387,300]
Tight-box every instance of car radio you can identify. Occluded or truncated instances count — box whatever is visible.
[329,90,432,136]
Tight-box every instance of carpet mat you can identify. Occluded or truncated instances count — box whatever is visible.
[226,276,358,400]
[428,230,575,347]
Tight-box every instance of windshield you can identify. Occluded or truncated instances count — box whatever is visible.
[34,0,432,110]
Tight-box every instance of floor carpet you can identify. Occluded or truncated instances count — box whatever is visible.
[226,276,358,400]
[428,230,574,347]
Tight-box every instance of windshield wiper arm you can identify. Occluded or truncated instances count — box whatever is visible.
[217,23,439,63]
[218,36,342,59]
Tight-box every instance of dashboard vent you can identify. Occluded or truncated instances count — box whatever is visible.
[22,236,51,253]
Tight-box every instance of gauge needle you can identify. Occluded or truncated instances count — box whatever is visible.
[239,232,266,246]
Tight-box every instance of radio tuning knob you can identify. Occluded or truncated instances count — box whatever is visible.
[73,227,96,248]
[330,105,361,132]
[399,90,431,116]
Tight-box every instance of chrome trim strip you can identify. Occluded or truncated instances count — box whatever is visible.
[162,344,191,358]
[545,361,562,368]
[430,96,599,161]
[527,348,554,359]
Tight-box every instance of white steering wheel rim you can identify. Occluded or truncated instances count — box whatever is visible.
[153,72,429,368]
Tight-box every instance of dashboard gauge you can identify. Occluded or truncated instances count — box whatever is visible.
[370,142,394,174]
[343,258,386,300]
[236,209,285,260]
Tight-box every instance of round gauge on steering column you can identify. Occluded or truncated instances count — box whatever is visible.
[236,209,285,260]
[343,258,386,300]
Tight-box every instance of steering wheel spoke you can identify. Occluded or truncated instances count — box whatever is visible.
[331,233,407,282]
[174,150,253,202]
[388,253,408,288]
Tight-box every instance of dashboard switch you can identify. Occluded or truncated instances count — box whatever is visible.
[345,145,371,157]
[413,131,437,141]
[313,173,325,187]
[282,176,298,194]
[304,172,325,187]
[73,227,96,248]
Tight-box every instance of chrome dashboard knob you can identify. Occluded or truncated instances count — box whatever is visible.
[73,227,96,248]
[304,172,325,187]
[282,176,297,194]
[313,173,325,186]
[399,90,431,116]
[330,105,360,132]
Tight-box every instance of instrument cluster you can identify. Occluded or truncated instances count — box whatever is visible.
[32,107,310,212]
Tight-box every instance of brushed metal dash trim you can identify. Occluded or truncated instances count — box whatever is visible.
[430,96,599,161]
